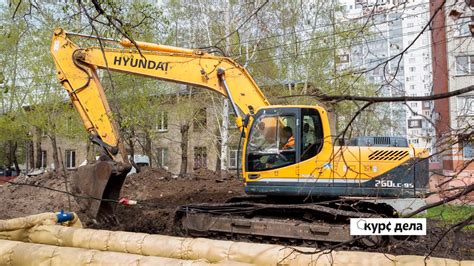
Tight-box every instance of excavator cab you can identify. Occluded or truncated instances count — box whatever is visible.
[245,107,324,173]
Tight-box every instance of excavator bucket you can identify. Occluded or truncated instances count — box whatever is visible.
[71,161,128,223]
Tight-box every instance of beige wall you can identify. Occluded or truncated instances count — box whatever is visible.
[33,98,240,175]
[32,84,328,175]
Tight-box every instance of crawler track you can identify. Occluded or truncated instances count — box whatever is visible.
[175,196,396,248]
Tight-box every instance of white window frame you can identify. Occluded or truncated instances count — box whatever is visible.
[156,147,168,168]
[65,150,76,169]
[455,55,474,75]
[156,111,168,132]
[40,150,47,169]
[458,96,474,116]
[228,149,240,169]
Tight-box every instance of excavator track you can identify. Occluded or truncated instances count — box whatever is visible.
[175,197,396,248]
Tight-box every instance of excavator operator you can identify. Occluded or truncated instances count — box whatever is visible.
[281,126,295,150]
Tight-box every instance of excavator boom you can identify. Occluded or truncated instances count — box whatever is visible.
[50,28,270,220]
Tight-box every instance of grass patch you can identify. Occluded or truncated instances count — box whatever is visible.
[417,205,474,230]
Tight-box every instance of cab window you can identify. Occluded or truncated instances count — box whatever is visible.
[247,113,296,171]
[301,109,324,161]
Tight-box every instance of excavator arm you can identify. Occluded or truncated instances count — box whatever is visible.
[50,28,270,221]
[51,28,269,156]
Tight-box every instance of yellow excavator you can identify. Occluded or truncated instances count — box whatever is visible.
[51,28,429,246]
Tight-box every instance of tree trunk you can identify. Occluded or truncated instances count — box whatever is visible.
[127,127,136,163]
[144,130,152,167]
[215,127,222,174]
[6,141,13,169]
[179,124,189,177]
[28,140,34,170]
[11,141,20,174]
[35,129,42,169]
[50,134,63,175]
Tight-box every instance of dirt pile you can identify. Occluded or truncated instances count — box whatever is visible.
[0,167,245,228]
[0,172,81,220]
[94,168,245,234]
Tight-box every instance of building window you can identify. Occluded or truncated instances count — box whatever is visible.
[228,148,240,169]
[409,67,416,72]
[337,54,350,63]
[194,147,207,169]
[454,16,474,37]
[410,85,415,90]
[462,138,473,159]
[408,119,422,128]
[156,111,168,132]
[40,150,47,169]
[455,55,474,75]
[422,101,431,109]
[156,147,168,168]
[193,108,207,131]
[410,102,418,108]
[458,96,474,116]
[65,150,76,169]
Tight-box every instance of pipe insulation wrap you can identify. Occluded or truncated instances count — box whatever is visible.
[0,213,472,265]
[0,240,250,266]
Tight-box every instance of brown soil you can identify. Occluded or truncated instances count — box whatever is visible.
[0,168,472,260]
[0,172,81,219]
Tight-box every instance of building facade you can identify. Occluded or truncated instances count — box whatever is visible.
[431,0,474,173]
[33,91,242,176]
[340,0,435,150]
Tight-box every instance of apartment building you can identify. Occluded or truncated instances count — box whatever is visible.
[340,0,435,149]
[34,90,241,175]
[430,0,474,173]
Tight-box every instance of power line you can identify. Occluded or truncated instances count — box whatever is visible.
[225,3,454,59]
[214,0,270,46]
[246,22,451,66]
[200,1,443,50]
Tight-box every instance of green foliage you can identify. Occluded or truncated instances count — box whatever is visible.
[418,205,474,230]
[0,0,405,167]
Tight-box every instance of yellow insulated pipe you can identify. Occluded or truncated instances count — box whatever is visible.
[1,225,471,266]
[0,213,472,266]
[0,240,249,266]
[0,212,76,231]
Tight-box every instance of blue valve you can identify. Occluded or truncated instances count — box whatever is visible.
[56,209,74,223]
